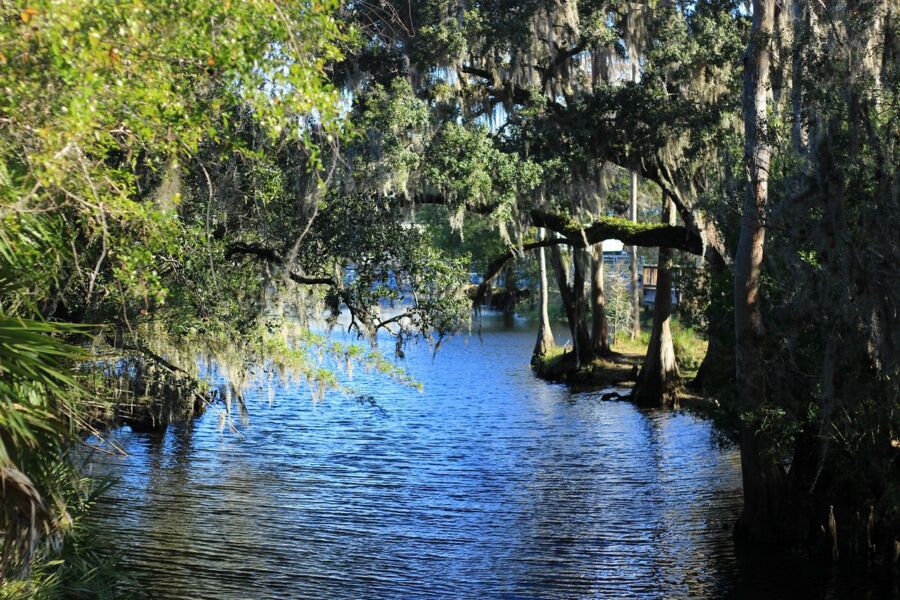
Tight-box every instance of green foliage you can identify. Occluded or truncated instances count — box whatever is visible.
[0,0,345,312]
[0,0,892,583]
[309,194,471,343]
[341,0,898,557]
[0,315,85,582]
[357,79,430,194]
[416,205,508,274]
[0,0,395,590]
[1,475,141,600]
[424,123,542,217]
[605,263,635,342]
[346,74,537,205]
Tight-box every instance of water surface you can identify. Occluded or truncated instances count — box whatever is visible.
[85,315,823,599]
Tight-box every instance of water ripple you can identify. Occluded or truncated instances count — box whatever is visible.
[84,317,747,599]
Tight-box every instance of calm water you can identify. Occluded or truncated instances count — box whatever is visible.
[83,315,853,599]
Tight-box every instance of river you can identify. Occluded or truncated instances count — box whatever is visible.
[83,313,854,599]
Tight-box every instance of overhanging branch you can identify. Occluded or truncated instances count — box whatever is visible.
[473,238,564,304]
[226,242,338,287]
[531,210,704,255]
[473,210,704,305]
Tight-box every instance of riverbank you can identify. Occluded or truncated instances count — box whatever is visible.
[534,346,641,386]
[532,332,715,411]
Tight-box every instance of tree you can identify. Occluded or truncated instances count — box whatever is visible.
[632,192,680,406]
[341,0,898,562]
[589,245,611,356]
[733,0,780,542]
[5,0,895,580]
[0,0,347,582]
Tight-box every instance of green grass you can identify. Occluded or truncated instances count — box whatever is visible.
[610,332,650,356]
[609,316,708,380]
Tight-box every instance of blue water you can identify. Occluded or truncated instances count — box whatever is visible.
[84,315,768,599]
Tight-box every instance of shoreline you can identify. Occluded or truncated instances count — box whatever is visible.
[531,346,718,412]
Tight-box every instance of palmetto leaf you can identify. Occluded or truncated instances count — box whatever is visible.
[0,313,85,580]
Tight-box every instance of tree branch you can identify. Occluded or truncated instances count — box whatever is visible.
[472,210,704,306]
[531,210,704,254]
[473,238,564,305]
[225,241,282,262]
[541,42,588,91]
[226,242,338,287]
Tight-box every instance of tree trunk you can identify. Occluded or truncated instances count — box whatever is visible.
[632,194,680,406]
[629,170,641,340]
[572,248,593,366]
[533,228,555,363]
[790,0,807,153]
[590,247,611,356]
[498,264,516,326]
[734,0,784,543]
[690,260,733,393]
[548,244,592,366]
[691,312,732,393]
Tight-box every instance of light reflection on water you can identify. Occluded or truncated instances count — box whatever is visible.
[85,315,752,599]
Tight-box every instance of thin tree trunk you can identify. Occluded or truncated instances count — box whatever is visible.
[629,57,642,341]
[590,247,611,356]
[632,193,680,406]
[533,228,555,363]
[500,264,517,326]
[590,167,611,357]
[629,170,641,340]
[734,0,784,543]
[790,0,807,153]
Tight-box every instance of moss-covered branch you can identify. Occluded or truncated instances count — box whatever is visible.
[471,211,703,305]
[530,210,704,255]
